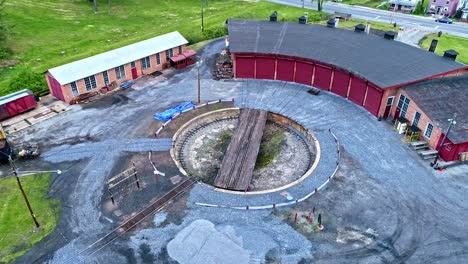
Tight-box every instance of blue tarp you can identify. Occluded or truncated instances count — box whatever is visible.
[120,81,134,89]
[153,101,195,121]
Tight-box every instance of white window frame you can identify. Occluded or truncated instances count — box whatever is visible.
[386,96,395,106]
[156,53,161,65]
[141,56,151,70]
[103,71,109,85]
[165,49,173,61]
[70,81,79,97]
[413,111,421,127]
[84,75,97,91]
[115,65,126,80]
[424,123,433,139]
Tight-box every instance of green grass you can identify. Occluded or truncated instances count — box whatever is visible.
[0,173,60,263]
[256,130,285,169]
[420,33,468,64]
[337,0,383,8]
[317,17,399,32]
[0,0,318,96]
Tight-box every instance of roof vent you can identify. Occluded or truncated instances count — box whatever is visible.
[327,18,336,28]
[428,39,438,53]
[299,15,307,24]
[384,31,396,40]
[355,24,365,32]
[270,11,278,22]
[443,50,458,61]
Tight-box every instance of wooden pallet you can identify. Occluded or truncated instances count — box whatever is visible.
[214,109,267,191]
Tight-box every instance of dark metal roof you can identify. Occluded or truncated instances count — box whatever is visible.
[227,19,466,88]
[403,75,468,144]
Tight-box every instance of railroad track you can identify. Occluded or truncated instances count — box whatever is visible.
[74,177,197,262]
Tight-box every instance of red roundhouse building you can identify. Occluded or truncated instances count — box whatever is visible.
[227,19,468,119]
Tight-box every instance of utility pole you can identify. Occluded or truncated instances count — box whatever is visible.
[9,156,41,228]
[197,61,201,104]
[431,113,457,168]
[93,0,98,13]
[200,0,204,32]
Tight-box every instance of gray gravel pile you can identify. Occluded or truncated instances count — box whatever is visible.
[130,208,313,263]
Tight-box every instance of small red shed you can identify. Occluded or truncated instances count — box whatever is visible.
[170,50,197,69]
[0,89,37,120]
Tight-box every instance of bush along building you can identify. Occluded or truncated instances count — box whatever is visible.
[45,32,194,104]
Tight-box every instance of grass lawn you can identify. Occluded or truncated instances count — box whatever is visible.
[0,173,60,263]
[317,17,399,32]
[420,33,468,64]
[0,0,320,96]
[337,0,383,8]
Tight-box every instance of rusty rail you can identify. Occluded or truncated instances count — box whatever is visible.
[75,177,196,261]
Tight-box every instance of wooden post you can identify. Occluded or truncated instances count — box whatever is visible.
[133,163,140,189]
[108,187,115,205]
[10,158,40,228]
[294,212,298,223]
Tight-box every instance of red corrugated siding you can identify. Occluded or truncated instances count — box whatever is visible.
[439,137,468,161]
[294,61,313,85]
[47,75,65,101]
[330,70,349,97]
[5,94,36,116]
[0,105,9,120]
[348,77,367,105]
[255,57,275,79]
[313,65,332,90]
[364,84,383,117]
[235,57,255,78]
[276,59,295,81]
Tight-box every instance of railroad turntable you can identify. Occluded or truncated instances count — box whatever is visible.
[171,107,319,194]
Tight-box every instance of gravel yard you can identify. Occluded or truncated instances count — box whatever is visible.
[6,39,467,264]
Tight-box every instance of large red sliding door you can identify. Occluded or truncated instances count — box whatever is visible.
[235,57,255,78]
[364,84,383,117]
[294,61,313,85]
[313,64,332,90]
[348,77,367,105]
[330,70,349,97]
[276,59,295,82]
[47,75,65,101]
[255,57,275,80]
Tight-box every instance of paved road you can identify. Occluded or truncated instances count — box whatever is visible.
[268,0,468,37]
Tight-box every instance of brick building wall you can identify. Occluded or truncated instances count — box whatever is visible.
[49,45,186,103]
[392,90,443,149]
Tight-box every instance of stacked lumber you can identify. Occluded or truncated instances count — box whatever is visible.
[214,109,267,191]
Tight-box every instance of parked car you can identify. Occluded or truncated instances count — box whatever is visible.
[435,17,453,24]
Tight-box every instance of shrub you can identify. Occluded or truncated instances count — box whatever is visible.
[8,66,47,94]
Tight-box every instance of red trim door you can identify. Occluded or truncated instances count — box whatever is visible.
[364,84,383,117]
[276,59,295,81]
[330,70,349,97]
[383,96,395,119]
[235,57,255,78]
[255,57,275,80]
[131,68,138,80]
[348,77,367,106]
[294,61,313,85]
[313,64,332,90]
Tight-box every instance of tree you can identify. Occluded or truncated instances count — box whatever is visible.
[88,0,97,13]
[311,0,324,12]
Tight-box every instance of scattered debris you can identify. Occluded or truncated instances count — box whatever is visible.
[213,49,233,80]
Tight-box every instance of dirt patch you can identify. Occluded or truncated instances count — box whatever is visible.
[178,115,315,191]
